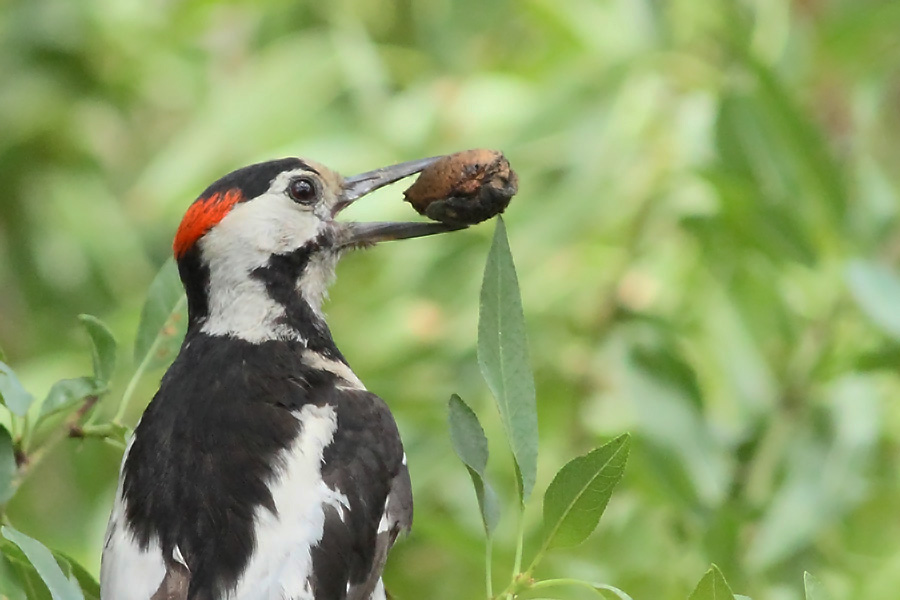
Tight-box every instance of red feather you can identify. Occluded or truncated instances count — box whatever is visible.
[173,189,244,258]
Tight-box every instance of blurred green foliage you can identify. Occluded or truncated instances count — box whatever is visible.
[2,0,900,598]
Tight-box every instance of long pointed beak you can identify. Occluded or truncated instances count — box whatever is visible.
[335,156,468,247]
[338,221,467,247]
[339,156,442,205]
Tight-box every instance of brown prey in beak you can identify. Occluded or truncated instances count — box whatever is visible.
[335,156,468,248]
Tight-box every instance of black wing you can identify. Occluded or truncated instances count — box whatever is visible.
[307,387,411,599]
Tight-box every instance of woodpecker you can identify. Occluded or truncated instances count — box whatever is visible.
[100,156,462,600]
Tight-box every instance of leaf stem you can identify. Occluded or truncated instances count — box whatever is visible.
[512,505,525,580]
[111,350,153,426]
[485,537,494,599]
[8,413,18,441]
[14,395,103,485]
[20,412,32,453]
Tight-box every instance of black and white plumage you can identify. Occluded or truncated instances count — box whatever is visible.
[100,156,461,600]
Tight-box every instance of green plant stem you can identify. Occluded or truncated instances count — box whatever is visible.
[485,537,494,599]
[20,413,32,453]
[9,413,19,441]
[512,507,525,580]
[111,353,151,426]
[74,423,127,448]
[15,396,112,486]
[493,510,529,600]
[15,422,67,486]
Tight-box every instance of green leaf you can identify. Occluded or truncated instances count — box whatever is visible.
[688,565,736,600]
[52,551,100,600]
[448,394,501,535]
[77,315,117,384]
[1,526,84,600]
[40,377,105,419]
[134,259,187,369]
[846,260,900,340]
[448,394,489,473]
[803,572,831,600]
[541,434,630,549]
[0,549,31,600]
[0,424,18,504]
[477,218,538,502]
[0,362,34,417]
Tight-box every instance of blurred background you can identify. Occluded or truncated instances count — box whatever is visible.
[2,0,900,598]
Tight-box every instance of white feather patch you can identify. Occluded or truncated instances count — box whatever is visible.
[377,492,393,535]
[301,350,366,390]
[101,436,167,600]
[230,404,348,599]
[370,578,387,600]
[296,251,339,321]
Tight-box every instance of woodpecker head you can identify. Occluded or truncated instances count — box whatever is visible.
[173,156,459,349]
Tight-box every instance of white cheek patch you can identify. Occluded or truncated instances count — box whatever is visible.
[204,192,321,263]
[199,193,325,343]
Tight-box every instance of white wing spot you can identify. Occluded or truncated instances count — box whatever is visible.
[173,545,188,570]
[301,351,366,390]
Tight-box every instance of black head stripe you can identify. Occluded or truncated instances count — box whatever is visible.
[249,233,344,360]
[198,158,317,202]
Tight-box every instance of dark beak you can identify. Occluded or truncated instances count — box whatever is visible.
[336,156,468,247]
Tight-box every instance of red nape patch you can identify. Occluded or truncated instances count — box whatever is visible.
[173,189,244,258]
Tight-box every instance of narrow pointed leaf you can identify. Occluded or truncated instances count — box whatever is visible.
[1,538,51,599]
[40,377,105,419]
[477,218,538,502]
[0,424,18,504]
[804,572,831,600]
[0,552,29,600]
[134,259,187,369]
[78,315,117,384]
[475,478,501,537]
[0,362,34,417]
[52,552,100,600]
[1,527,84,600]
[542,434,630,549]
[448,394,488,473]
[688,565,736,600]
[448,394,501,534]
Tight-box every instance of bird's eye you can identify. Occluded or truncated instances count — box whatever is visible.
[288,177,318,205]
